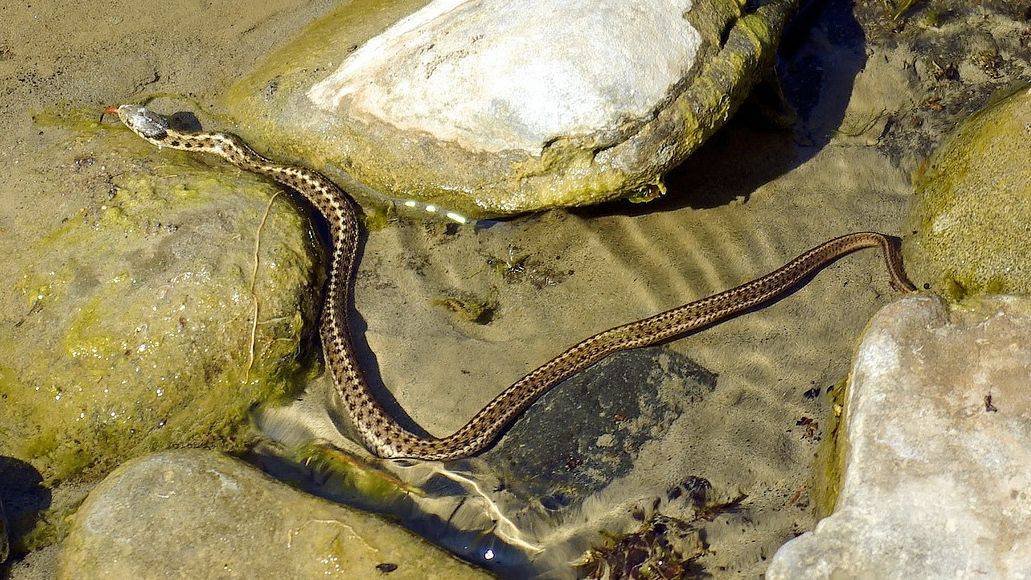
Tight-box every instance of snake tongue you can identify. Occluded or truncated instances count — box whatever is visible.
[100,105,121,124]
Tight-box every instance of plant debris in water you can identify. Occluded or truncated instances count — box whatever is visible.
[577,477,752,578]
[576,515,705,580]
[880,0,923,24]
[485,245,571,289]
[432,293,497,324]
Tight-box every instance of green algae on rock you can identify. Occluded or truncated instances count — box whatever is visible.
[57,450,490,579]
[224,0,797,218]
[904,86,1031,298]
[0,112,319,485]
[811,377,849,519]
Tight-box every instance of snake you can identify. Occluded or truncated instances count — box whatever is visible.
[106,104,917,461]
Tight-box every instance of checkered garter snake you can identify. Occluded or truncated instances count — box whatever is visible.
[107,105,916,460]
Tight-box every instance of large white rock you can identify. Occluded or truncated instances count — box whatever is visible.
[308,0,704,156]
[768,295,1031,578]
[226,0,796,216]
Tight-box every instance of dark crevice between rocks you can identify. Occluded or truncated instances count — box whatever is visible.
[0,457,51,566]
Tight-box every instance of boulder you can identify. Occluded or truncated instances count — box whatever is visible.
[0,113,318,484]
[905,86,1031,298]
[768,294,1031,578]
[57,450,489,579]
[225,0,797,217]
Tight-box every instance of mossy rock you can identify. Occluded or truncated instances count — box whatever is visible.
[904,86,1031,299]
[0,112,319,486]
[224,0,797,218]
[58,450,489,578]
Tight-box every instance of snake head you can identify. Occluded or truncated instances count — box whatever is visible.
[106,104,169,141]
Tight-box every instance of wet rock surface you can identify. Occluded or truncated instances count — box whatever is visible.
[904,86,1031,298]
[58,450,489,579]
[768,294,1031,578]
[486,347,716,512]
[0,115,318,486]
[225,0,797,216]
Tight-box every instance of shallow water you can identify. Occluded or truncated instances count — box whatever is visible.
[262,143,910,575]
[252,4,916,575]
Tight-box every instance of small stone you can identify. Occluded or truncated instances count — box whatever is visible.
[768,294,1031,578]
[57,450,489,579]
[485,346,717,512]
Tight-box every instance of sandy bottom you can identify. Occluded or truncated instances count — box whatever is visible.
[2,0,1024,577]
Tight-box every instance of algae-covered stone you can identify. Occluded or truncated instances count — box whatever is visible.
[225,0,797,217]
[905,86,1031,298]
[57,450,490,579]
[768,294,1031,578]
[0,113,318,485]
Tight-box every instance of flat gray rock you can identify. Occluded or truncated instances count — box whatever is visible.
[486,346,716,512]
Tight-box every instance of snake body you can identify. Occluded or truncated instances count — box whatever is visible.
[109,105,917,461]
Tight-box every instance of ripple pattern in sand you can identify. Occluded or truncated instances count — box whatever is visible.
[343,138,911,573]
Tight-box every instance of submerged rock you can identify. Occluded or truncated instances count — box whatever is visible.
[0,113,318,484]
[768,294,1031,578]
[905,86,1031,298]
[58,450,489,579]
[485,346,716,513]
[226,0,797,217]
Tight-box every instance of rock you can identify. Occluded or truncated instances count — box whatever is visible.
[225,0,797,217]
[768,294,1031,578]
[0,112,318,484]
[57,450,489,579]
[904,86,1031,298]
[484,346,716,514]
